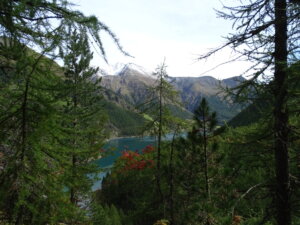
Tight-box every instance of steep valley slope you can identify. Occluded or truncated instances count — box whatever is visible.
[99,63,244,134]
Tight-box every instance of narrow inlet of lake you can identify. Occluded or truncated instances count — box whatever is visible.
[91,134,183,190]
[91,136,156,190]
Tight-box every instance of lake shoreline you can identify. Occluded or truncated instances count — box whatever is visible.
[106,134,154,142]
[99,135,152,160]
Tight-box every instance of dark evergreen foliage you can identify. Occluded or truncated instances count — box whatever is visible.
[58,26,107,222]
[198,1,300,224]
[0,0,125,223]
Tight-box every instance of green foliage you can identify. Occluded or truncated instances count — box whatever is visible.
[0,0,128,61]
[98,100,223,225]
[97,86,299,224]
[57,27,108,223]
[97,145,165,225]
[228,91,272,128]
[91,203,123,225]
[104,100,146,136]
[217,123,274,223]
[200,1,300,224]
[0,38,73,224]
[153,219,169,225]
[228,102,265,128]
[0,0,125,223]
[140,61,182,136]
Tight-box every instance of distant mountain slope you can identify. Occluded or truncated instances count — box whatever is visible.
[229,62,300,128]
[222,76,245,88]
[100,64,245,122]
[101,69,155,106]
[171,76,243,121]
[103,100,146,137]
[228,98,271,127]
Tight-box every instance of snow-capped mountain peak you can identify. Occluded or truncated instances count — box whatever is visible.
[111,62,127,75]
[118,63,151,76]
[98,62,154,78]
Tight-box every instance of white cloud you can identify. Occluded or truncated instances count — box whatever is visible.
[93,32,254,79]
[73,0,255,79]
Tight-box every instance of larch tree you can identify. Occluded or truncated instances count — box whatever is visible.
[198,0,300,224]
[0,0,127,223]
[140,61,180,211]
[0,39,72,224]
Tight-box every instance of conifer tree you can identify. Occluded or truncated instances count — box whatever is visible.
[193,98,217,202]
[141,61,179,206]
[0,40,72,224]
[59,26,106,220]
[198,1,300,224]
[177,98,218,224]
[0,0,127,223]
[0,0,128,62]
[167,118,187,225]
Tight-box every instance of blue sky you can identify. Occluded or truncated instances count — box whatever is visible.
[72,0,252,79]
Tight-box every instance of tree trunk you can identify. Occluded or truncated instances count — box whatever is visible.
[169,128,178,225]
[157,71,164,207]
[15,74,30,225]
[273,0,290,224]
[70,154,77,204]
[71,77,78,205]
[203,111,210,201]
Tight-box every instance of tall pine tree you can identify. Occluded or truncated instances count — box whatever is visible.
[198,1,300,224]
[59,26,107,221]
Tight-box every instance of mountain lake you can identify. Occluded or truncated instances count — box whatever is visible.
[91,134,180,190]
[91,136,156,190]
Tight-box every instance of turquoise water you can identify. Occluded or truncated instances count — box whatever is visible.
[91,134,182,190]
[96,136,156,167]
[92,136,156,190]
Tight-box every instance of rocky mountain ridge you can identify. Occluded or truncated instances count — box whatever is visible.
[99,63,245,121]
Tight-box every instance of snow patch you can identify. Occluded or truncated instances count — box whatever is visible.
[97,62,155,78]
